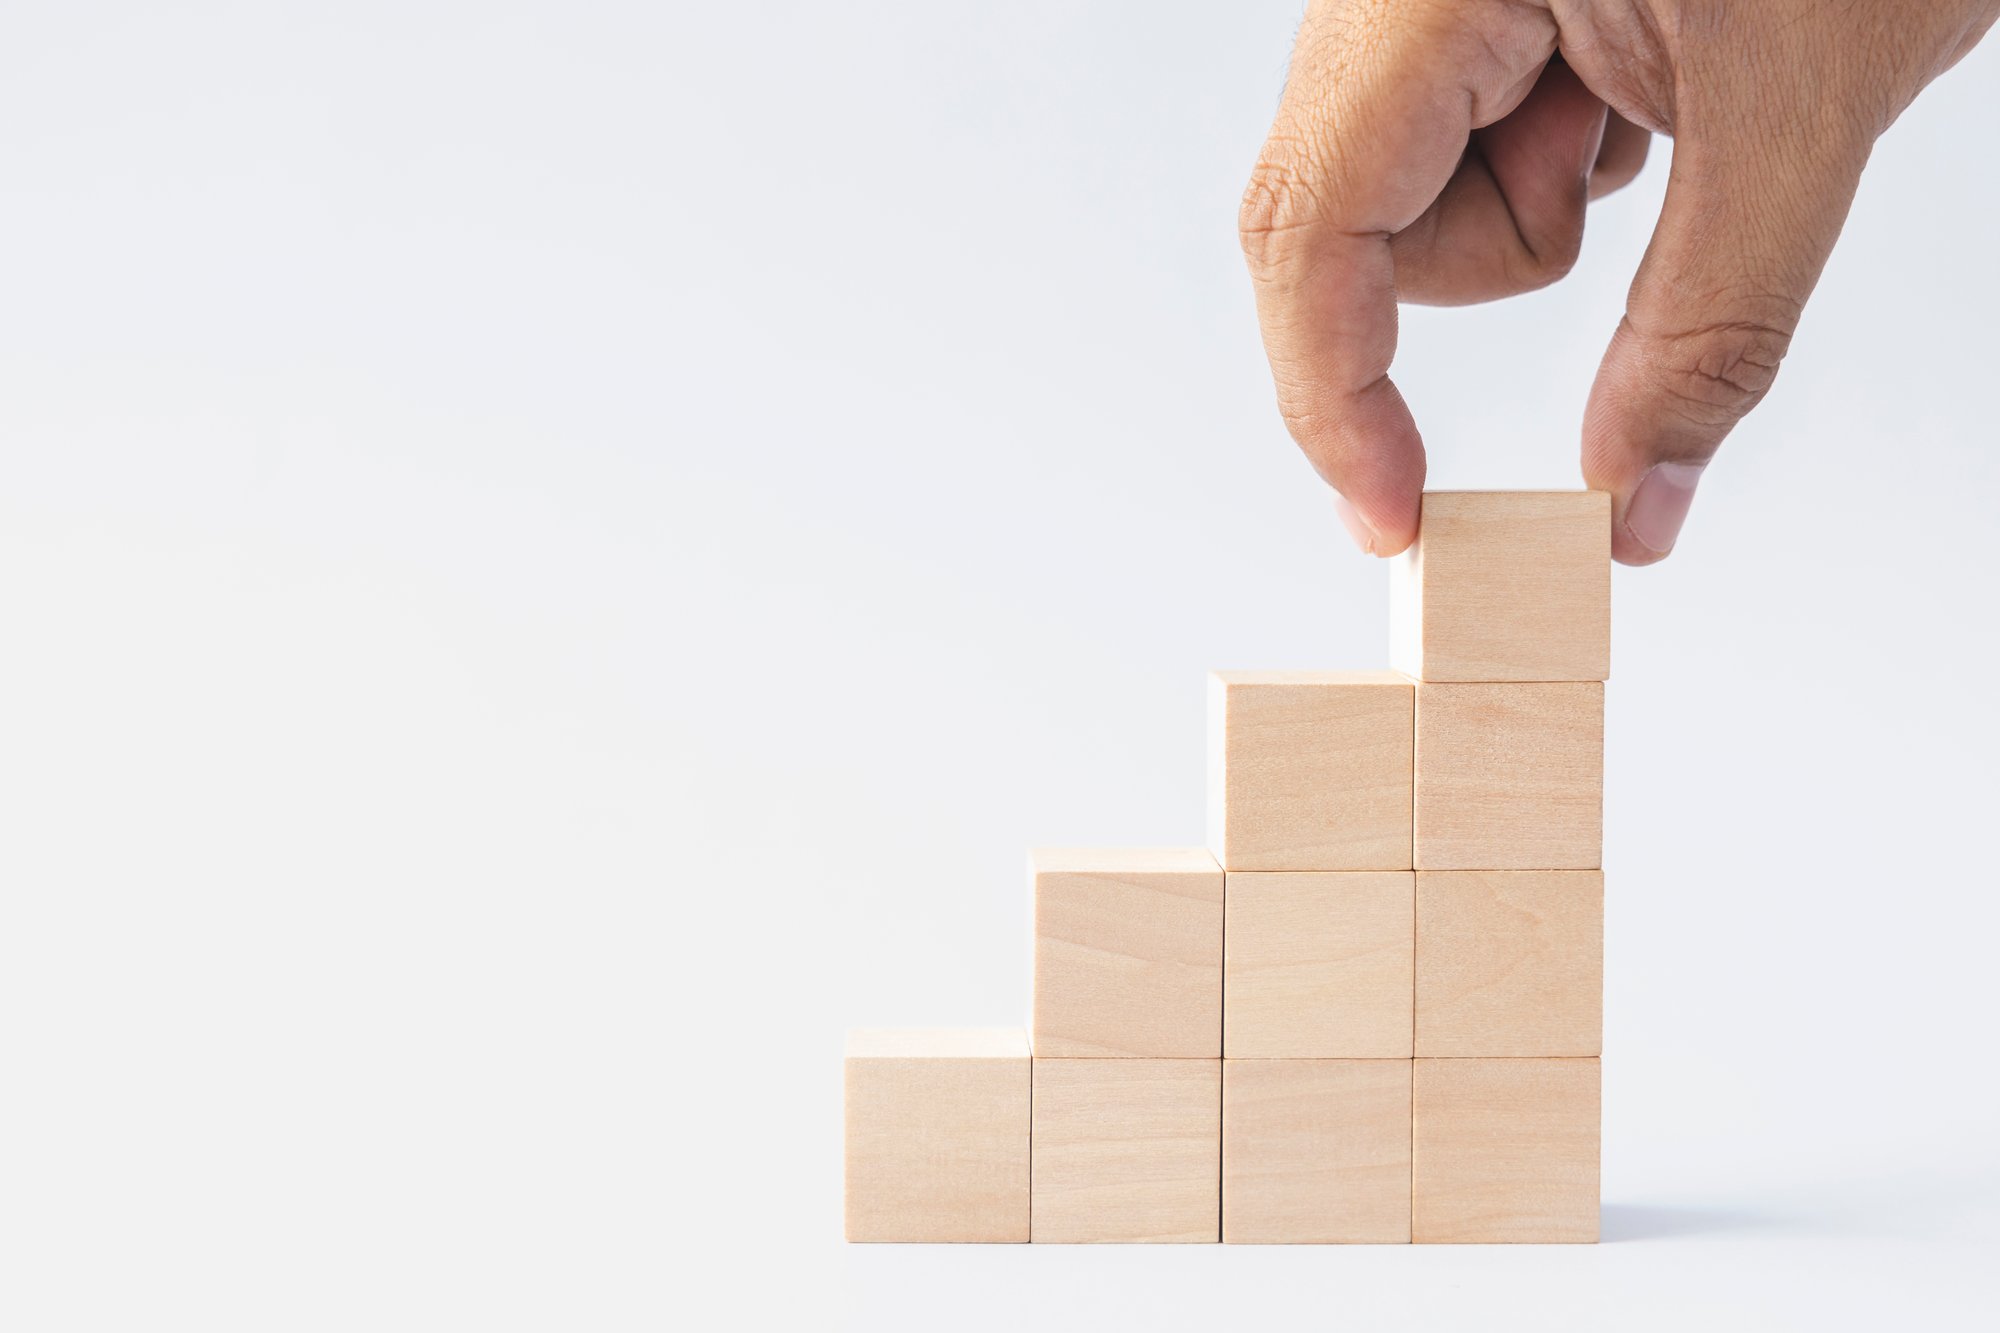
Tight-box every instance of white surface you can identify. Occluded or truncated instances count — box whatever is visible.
[1,2,1996,1329]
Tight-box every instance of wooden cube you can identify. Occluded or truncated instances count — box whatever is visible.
[1224,872,1414,1058]
[1414,682,1603,870]
[1207,671,1413,872]
[844,1029,1030,1242]
[1416,871,1602,1057]
[1032,848,1223,1058]
[1412,1057,1600,1243]
[1031,1058,1221,1243]
[1390,491,1610,683]
[1222,1059,1412,1243]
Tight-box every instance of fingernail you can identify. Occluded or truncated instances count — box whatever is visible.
[1333,492,1378,555]
[1625,460,1707,554]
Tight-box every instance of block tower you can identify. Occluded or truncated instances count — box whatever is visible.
[844,491,1608,1244]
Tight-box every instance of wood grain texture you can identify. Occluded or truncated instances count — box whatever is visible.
[1207,671,1413,872]
[1416,871,1602,1057]
[1032,847,1223,1058]
[1414,682,1603,870]
[843,1029,1030,1242]
[1031,1058,1221,1243]
[1222,1059,1412,1244]
[1390,491,1610,683]
[1224,872,1414,1058]
[1412,1057,1600,1243]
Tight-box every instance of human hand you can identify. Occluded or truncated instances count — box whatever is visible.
[1241,0,1997,563]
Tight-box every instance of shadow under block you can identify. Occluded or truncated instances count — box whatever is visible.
[1222,1059,1413,1244]
[1416,871,1603,1057]
[1223,872,1414,1058]
[1391,491,1611,683]
[1032,848,1223,1058]
[1412,1057,1600,1243]
[1414,682,1603,870]
[1207,671,1413,872]
[843,1029,1030,1242]
[1031,1058,1222,1243]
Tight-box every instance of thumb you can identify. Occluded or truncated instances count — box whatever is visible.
[1581,124,1869,564]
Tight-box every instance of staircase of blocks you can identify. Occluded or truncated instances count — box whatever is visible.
[844,491,1610,1244]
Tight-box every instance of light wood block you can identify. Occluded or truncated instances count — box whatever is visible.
[1032,847,1223,1058]
[1207,670,1413,872]
[843,1029,1030,1242]
[1224,872,1414,1058]
[1417,871,1602,1057]
[1031,1058,1221,1243]
[1222,1059,1413,1243]
[1412,1057,1600,1243]
[1414,682,1603,870]
[1390,491,1610,683]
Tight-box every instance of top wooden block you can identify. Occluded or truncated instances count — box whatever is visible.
[1390,492,1611,682]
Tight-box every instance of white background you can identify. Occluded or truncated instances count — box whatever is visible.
[2,3,1996,1329]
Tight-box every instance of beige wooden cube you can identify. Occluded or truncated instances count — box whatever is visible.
[1412,1057,1600,1243]
[1414,682,1603,870]
[1391,491,1610,683]
[1222,1059,1412,1243]
[1417,871,1603,1057]
[844,1029,1030,1242]
[1032,848,1222,1058]
[1031,1058,1221,1243]
[1207,671,1413,872]
[1224,872,1414,1058]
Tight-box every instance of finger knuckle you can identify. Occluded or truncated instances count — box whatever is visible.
[1238,147,1325,269]
[1655,314,1796,425]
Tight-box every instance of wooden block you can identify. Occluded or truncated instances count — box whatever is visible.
[1224,872,1414,1058]
[843,1029,1030,1242]
[1222,1059,1413,1243]
[1390,491,1610,683]
[1031,1058,1221,1243]
[1416,871,1602,1057]
[1032,848,1223,1058]
[1414,682,1603,870]
[1412,1057,1600,1243]
[1207,670,1413,872]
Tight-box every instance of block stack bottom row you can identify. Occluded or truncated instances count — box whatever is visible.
[845,491,1611,1244]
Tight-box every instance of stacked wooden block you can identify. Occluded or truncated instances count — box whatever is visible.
[846,491,1608,1244]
